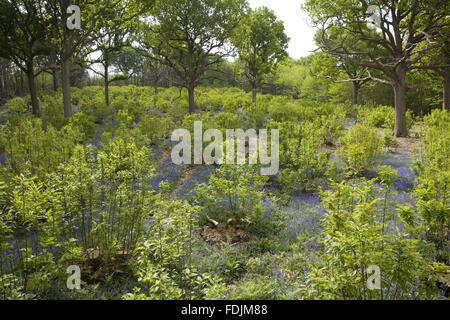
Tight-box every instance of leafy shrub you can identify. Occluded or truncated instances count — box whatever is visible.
[360,105,414,131]
[303,178,437,299]
[123,200,227,300]
[268,120,326,168]
[268,120,335,192]
[230,276,285,300]
[413,113,449,264]
[242,102,267,129]
[268,101,300,122]
[54,138,155,255]
[381,130,400,152]
[6,97,29,114]
[68,112,96,141]
[194,164,267,228]
[213,112,242,131]
[0,118,80,180]
[39,94,69,129]
[337,124,382,176]
[151,94,170,113]
[414,175,449,264]
[423,109,450,129]
[138,115,175,144]
[80,94,111,123]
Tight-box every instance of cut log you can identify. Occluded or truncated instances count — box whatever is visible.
[207,216,219,227]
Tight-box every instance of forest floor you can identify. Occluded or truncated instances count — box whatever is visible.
[389,124,424,155]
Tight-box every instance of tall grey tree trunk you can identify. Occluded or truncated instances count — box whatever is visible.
[48,53,58,91]
[252,88,257,104]
[26,69,39,115]
[393,65,408,137]
[0,59,7,97]
[352,82,360,105]
[20,71,24,96]
[104,62,110,106]
[61,56,72,118]
[188,85,195,113]
[0,63,4,97]
[52,68,58,91]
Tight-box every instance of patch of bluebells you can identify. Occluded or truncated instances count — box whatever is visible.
[92,126,104,148]
[344,119,356,129]
[363,155,416,191]
[176,165,215,201]
[376,155,413,169]
[393,167,415,191]
[281,193,325,249]
[149,156,184,190]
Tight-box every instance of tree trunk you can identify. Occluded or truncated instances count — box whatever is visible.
[188,85,195,113]
[19,71,24,96]
[352,82,360,105]
[14,72,19,96]
[52,68,58,91]
[154,74,159,95]
[26,69,39,115]
[3,63,8,96]
[61,57,72,118]
[104,63,110,106]
[252,87,257,104]
[443,71,449,111]
[48,53,58,91]
[0,59,6,97]
[0,63,4,97]
[393,66,408,137]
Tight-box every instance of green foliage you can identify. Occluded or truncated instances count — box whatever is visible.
[0,84,446,300]
[6,97,29,114]
[359,105,414,131]
[382,130,400,152]
[80,92,111,123]
[303,178,436,299]
[423,109,450,129]
[213,112,242,131]
[414,176,449,264]
[56,138,155,254]
[413,112,449,264]
[124,200,227,300]
[137,115,175,144]
[338,124,382,176]
[268,119,338,192]
[230,276,285,300]
[41,95,66,129]
[68,112,96,141]
[194,164,267,228]
[0,118,80,180]
[242,102,267,129]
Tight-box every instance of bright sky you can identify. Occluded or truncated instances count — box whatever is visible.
[247,0,317,59]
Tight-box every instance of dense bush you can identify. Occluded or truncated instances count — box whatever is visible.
[194,164,267,228]
[303,178,438,299]
[359,105,414,131]
[413,110,449,265]
[122,200,227,300]
[338,124,382,176]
